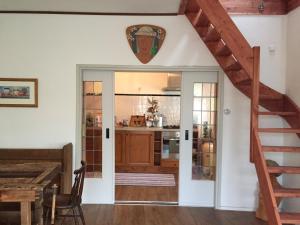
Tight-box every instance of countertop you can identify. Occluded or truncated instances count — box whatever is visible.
[115,126,180,132]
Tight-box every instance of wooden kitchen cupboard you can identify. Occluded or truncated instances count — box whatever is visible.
[115,131,154,167]
[115,131,126,165]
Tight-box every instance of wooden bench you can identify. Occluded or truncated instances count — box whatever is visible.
[0,143,73,225]
[0,143,72,195]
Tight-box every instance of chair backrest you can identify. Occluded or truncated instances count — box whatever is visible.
[70,161,86,204]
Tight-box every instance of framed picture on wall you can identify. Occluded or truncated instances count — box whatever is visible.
[0,78,38,107]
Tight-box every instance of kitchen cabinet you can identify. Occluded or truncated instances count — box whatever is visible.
[115,130,154,167]
[125,131,154,166]
[115,131,126,166]
[161,159,178,168]
[154,131,162,166]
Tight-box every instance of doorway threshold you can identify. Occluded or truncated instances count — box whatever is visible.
[115,200,178,206]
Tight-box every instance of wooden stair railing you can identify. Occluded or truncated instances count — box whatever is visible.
[182,0,300,224]
[184,0,300,135]
[194,0,254,78]
[251,46,281,225]
[253,132,281,224]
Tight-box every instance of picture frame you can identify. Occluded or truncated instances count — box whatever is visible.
[0,78,38,107]
[129,115,146,127]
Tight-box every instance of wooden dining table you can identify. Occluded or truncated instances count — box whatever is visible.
[0,162,61,225]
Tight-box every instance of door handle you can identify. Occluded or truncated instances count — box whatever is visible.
[106,128,110,139]
[185,130,189,140]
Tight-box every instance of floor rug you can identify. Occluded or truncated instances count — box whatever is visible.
[115,173,176,187]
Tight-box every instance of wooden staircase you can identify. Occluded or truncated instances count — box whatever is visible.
[181,0,300,224]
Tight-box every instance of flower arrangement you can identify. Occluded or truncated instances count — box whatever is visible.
[146,97,159,127]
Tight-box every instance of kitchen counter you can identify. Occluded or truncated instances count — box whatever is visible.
[115,126,180,132]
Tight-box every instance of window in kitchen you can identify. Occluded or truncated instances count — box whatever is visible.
[192,82,217,180]
[82,81,103,178]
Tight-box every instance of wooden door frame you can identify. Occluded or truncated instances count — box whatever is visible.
[76,65,224,208]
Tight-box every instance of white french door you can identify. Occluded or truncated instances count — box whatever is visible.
[179,71,219,207]
[81,70,115,204]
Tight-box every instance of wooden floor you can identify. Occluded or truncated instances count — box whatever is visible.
[115,185,178,202]
[0,204,267,225]
[115,173,178,202]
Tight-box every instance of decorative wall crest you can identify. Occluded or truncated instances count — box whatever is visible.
[126,24,166,64]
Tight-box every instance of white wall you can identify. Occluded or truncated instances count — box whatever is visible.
[0,14,287,210]
[286,7,300,106]
[219,15,287,211]
[232,15,287,93]
[283,7,300,212]
[0,14,215,148]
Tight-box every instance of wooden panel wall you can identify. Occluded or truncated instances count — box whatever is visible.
[219,0,287,15]
[180,0,300,15]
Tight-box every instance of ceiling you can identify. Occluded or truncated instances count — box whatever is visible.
[0,0,181,14]
[0,0,298,15]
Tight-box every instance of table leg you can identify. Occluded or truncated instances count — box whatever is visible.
[21,201,31,225]
[35,191,44,225]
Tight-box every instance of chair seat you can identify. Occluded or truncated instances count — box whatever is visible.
[43,194,73,209]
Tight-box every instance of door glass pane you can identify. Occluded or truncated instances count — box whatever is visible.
[82,81,103,178]
[192,82,217,180]
[193,98,202,111]
[201,98,211,111]
[194,83,202,97]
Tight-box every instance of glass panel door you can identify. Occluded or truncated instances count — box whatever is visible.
[192,82,217,180]
[81,70,114,204]
[179,71,218,207]
[82,81,103,177]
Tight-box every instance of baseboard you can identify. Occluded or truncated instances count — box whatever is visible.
[179,202,214,207]
[216,205,256,212]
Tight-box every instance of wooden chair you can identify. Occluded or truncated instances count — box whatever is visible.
[44,161,86,225]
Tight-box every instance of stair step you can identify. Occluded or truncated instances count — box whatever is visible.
[258,111,297,116]
[215,43,231,57]
[226,62,241,71]
[259,94,283,100]
[226,70,250,85]
[186,12,197,23]
[193,9,210,27]
[262,146,300,153]
[258,128,300,133]
[280,213,300,223]
[236,79,251,86]
[274,188,300,197]
[197,26,210,38]
[184,0,200,14]
[203,26,221,42]
[268,166,300,174]
[207,40,232,57]
[219,55,242,72]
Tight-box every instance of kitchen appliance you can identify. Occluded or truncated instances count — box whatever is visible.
[162,131,180,160]
[162,73,181,92]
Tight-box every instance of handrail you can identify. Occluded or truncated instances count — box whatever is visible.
[253,132,281,225]
[252,48,280,224]
[250,47,260,162]
[196,0,253,79]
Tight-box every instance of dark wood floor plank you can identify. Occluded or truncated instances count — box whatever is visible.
[115,185,178,202]
[0,204,268,225]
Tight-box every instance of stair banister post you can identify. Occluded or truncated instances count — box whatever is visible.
[250,46,260,163]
